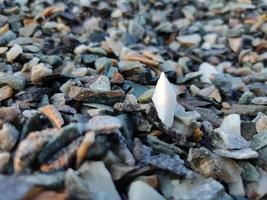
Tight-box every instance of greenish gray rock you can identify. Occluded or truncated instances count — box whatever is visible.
[250,131,267,151]
[137,89,155,103]
[238,91,253,105]
[40,55,62,66]
[213,148,258,159]
[0,74,25,91]
[89,75,111,91]
[239,161,259,182]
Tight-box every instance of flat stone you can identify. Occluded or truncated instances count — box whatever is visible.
[213,148,258,159]
[177,34,201,47]
[252,97,267,105]
[172,177,232,200]
[68,86,125,106]
[86,115,122,133]
[223,104,267,116]
[128,181,165,200]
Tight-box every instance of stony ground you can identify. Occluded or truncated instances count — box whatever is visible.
[0,0,267,200]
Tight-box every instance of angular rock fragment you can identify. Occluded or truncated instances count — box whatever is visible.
[128,181,165,200]
[198,62,218,83]
[0,123,19,151]
[66,161,121,200]
[14,129,61,172]
[39,104,64,128]
[213,114,250,150]
[6,44,23,62]
[68,86,125,106]
[31,63,52,84]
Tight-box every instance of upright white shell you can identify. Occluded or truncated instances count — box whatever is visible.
[152,72,176,127]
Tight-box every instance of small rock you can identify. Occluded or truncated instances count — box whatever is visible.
[89,75,111,91]
[238,91,253,105]
[31,63,52,84]
[252,97,267,105]
[177,34,201,47]
[213,114,250,150]
[0,152,10,170]
[66,161,121,200]
[39,105,64,128]
[0,74,25,91]
[228,37,242,52]
[250,131,267,151]
[172,177,232,200]
[213,148,258,159]
[254,113,267,133]
[86,115,122,134]
[198,62,218,83]
[128,181,165,200]
[239,161,259,182]
[68,86,125,106]
[0,123,19,151]
[128,21,145,41]
[0,85,13,101]
[6,44,23,62]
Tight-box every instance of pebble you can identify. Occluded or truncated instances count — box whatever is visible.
[86,115,122,134]
[198,62,218,83]
[128,181,165,200]
[251,97,267,105]
[31,63,52,84]
[0,85,13,101]
[177,34,201,47]
[213,148,258,159]
[238,91,253,105]
[6,44,23,62]
[89,75,111,91]
[0,123,19,151]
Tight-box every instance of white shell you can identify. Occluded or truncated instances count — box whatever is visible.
[152,72,176,127]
